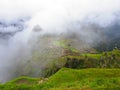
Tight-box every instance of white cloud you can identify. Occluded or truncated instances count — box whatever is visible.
[0,0,120,82]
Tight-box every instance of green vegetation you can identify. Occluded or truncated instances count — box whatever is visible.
[7,76,40,85]
[64,49,120,68]
[46,68,120,89]
[53,40,79,53]
[0,39,120,90]
[81,53,101,60]
[1,68,120,90]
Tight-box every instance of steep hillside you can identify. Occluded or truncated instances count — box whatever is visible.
[1,68,120,90]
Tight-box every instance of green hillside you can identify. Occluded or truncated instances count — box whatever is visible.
[0,38,120,90]
[1,68,120,90]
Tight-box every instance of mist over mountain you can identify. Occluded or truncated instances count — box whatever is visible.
[0,0,120,83]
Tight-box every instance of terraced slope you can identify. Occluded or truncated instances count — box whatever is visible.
[1,68,120,90]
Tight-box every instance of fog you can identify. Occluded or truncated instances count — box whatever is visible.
[0,0,120,83]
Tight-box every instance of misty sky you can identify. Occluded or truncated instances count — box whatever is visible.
[0,0,120,83]
[0,0,120,33]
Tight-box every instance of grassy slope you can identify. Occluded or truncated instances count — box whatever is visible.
[53,40,79,53]
[81,49,120,60]
[0,38,120,90]
[47,68,120,90]
[81,53,101,60]
[1,68,120,90]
